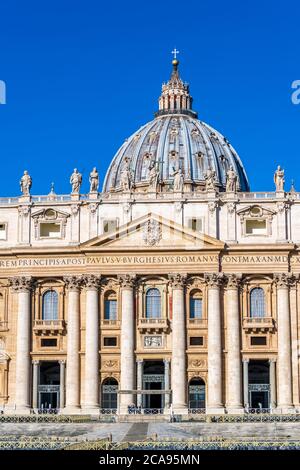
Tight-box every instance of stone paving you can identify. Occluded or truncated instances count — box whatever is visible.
[1,421,300,443]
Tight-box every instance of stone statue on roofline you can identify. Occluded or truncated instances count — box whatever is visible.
[274,165,285,192]
[226,165,237,192]
[89,167,99,193]
[20,170,32,196]
[120,159,132,191]
[173,166,184,192]
[205,168,216,191]
[70,168,82,194]
[148,161,159,192]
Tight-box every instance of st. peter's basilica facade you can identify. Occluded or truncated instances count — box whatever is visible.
[0,57,299,417]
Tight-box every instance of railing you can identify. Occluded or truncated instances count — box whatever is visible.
[33,319,66,333]
[243,316,274,331]
[101,319,121,327]
[138,317,169,332]
[100,408,117,415]
[188,318,207,327]
[246,408,271,414]
[188,408,206,414]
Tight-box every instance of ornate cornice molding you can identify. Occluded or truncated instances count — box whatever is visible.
[9,276,35,293]
[117,274,137,289]
[273,273,294,288]
[204,272,224,288]
[63,275,83,291]
[168,273,187,289]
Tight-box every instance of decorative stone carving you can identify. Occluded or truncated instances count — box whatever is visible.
[173,167,184,192]
[174,201,182,213]
[122,202,131,214]
[274,273,293,288]
[227,202,236,214]
[142,219,162,246]
[103,360,118,369]
[225,273,242,289]
[31,208,69,240]
[204,272,224,288]
[71,204,80,216]
[63,275,83,291]
[148,162,159,192]
[277,202,288,214]
[144,335,163,348]
[89,167,99,193]
[18,205,31,217]
[226,166,237,192]
[9,276,34,293]
[83,274,101,290]
[208,201,218,213]
[70,168,82,194]
[168,273,187,289]
[117,274,136,289]
[205,168,216,191]
[20,170,32,196]
[88,202,99,214]
[189,359,206,369]
[274,165,285,191]
[120,158,132,191]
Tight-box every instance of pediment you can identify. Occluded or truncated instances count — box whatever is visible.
[237,205,276,217]
[82,213,224,251]
[32,208,70,220]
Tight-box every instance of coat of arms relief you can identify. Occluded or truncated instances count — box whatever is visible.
[142,219,162,246]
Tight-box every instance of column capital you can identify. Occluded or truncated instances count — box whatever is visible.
[224,273,242,289]
[9,276,35,293]
[63,275,83,291]
[83,274,101,290]
[269,358,277,363]
[204,272,224,288]
[274,273,293,288]
[117,273,136,289]
[168,273,187,289]
[32,360,39,366]
[59,359,66,365]
[242,358,249,363]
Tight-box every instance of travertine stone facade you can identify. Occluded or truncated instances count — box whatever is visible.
[0,58,300,416]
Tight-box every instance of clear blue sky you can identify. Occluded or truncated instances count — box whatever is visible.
[0,0,299,195]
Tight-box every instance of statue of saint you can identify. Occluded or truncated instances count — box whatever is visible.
[148,162,159,192]
[70,168,82,194]
[226,165,237,192]
[173,167,184,192]
[20,170,32,196]
[205,168,216,191]
[120,161,131,191]
[274,165,285,191]
[89,167,99,192]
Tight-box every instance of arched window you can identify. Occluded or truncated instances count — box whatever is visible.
[146,288,161,319]
[104,291,117,321]
[42,290,58,320]
[250,287,266,318]
[188,377,206,409]
[101,378,118,410]
[189,290,203,319]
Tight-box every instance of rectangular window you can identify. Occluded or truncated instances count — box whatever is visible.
[0,223,7,240]
[190,336,204,346]
[103,219,118,235]
[186,218,203,232]
[190,298,203,319]
[104,300,117,320]
[41,338,57,347]
[40,223,61,238]
[250,336,267,346]
[245,219,267,235]
[103,337,117,347]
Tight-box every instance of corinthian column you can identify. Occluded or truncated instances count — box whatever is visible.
[169,273,188,414]
[118,274,136,414]
[274,273,294,413]
[64,275,82,413]
[205,273,225,414]
[83,275,101,414]
[225,274,243,413]
[10,276,34,414]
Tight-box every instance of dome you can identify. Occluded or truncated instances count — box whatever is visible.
[103,59,250,193]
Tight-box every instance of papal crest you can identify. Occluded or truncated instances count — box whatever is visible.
[142,219,162,246]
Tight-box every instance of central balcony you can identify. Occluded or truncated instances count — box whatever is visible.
[33,320,66,335]
[138,317,169,333]
[243,316,275,333]
[188,318,208,329]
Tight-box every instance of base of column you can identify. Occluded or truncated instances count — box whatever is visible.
[61,406,81,415]
[226,406,245,415]
[4,406,32,415]
[171,405,189,415]
[274,405,296,414]
[206,406,226,415]
[81,406,100,416]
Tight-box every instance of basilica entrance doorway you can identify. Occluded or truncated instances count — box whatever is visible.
[142,360,164,410]
[248,360,270,409]
[38,361,60,411]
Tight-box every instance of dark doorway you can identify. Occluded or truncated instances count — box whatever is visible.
[101,378,118,410]
[188,377,206,409]
[38,361,60,410]
[143,360,164,409]
[248,360,270,409]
